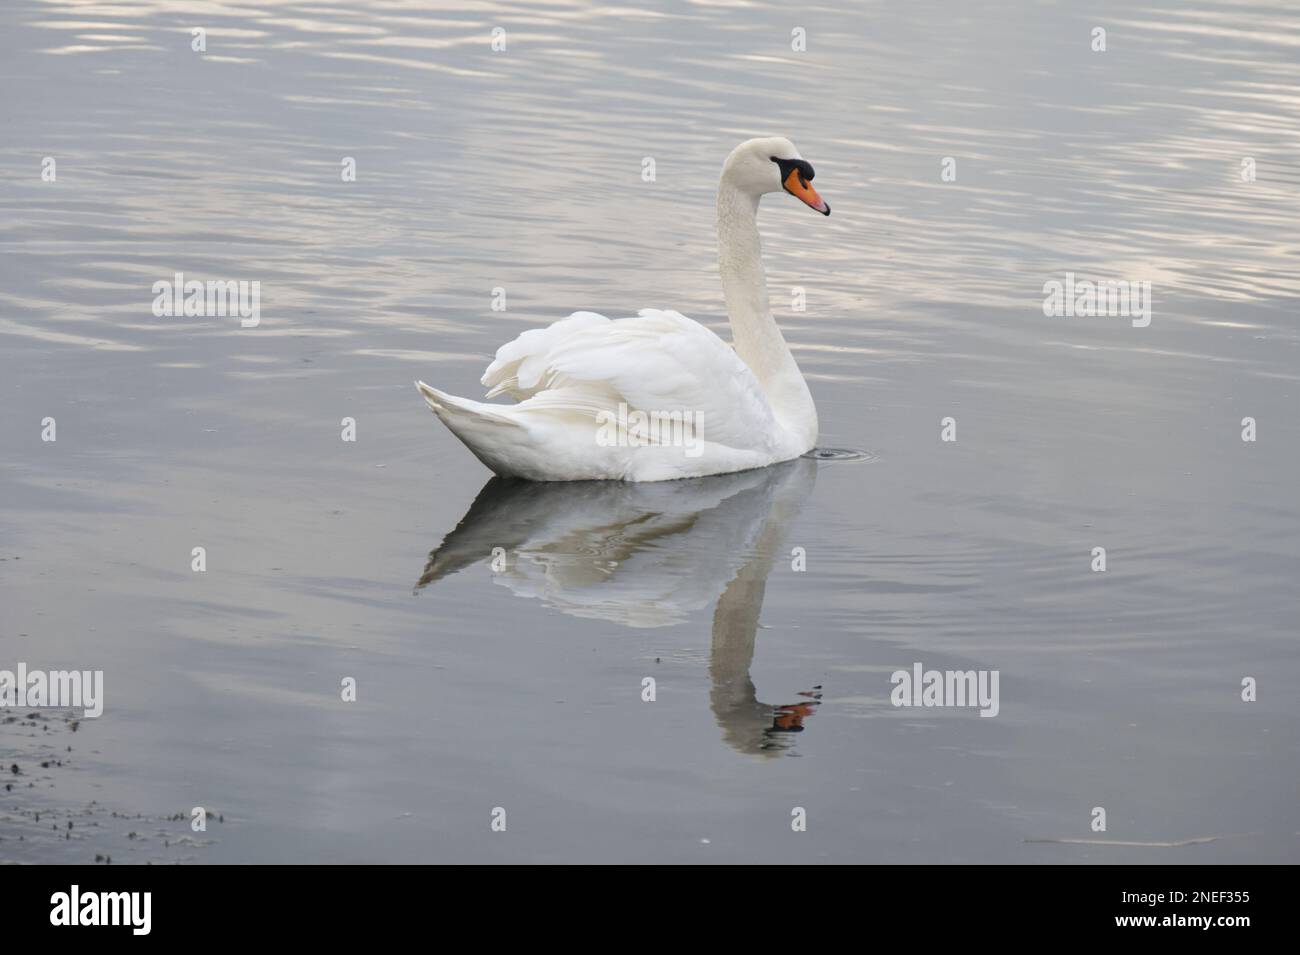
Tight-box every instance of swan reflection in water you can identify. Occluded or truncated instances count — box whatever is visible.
[417,458,822,756]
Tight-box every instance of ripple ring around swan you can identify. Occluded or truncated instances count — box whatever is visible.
[802,447,875,462]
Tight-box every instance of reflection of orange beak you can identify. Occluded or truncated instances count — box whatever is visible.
[784,168,830,215]
[773,701,819,731]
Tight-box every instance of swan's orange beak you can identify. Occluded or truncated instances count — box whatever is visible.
[783,167,830,216]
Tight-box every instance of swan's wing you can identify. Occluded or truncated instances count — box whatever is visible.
[482,309,777,452]
[482,311,611,401]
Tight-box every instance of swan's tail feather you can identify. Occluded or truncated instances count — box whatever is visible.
[416,381,518,423]
[415,380,513,428]
[414,381,527,476]
[416,381,448,410]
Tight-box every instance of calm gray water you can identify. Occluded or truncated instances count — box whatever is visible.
[2,0,1297,863]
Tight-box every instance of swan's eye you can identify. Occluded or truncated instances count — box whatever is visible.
[771,156,815,182]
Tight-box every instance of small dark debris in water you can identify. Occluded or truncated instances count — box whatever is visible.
[5,710,212,863]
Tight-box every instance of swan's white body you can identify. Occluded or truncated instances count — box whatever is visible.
[417,136,827,482]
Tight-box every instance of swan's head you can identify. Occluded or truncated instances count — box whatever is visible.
[722,136,830,215]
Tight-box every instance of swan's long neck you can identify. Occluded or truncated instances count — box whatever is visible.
[716,180,817,446]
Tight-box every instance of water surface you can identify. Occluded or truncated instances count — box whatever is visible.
[1,0,1297,863]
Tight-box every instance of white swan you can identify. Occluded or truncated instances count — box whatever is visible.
[416,136,830,482]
